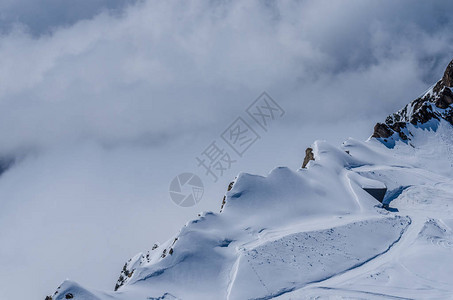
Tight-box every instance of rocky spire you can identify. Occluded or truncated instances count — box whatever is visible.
[431,58,453,109]
[441,59,453,87]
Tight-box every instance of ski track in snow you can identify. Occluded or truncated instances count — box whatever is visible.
[232,216,410,300]
[271,216,413,299]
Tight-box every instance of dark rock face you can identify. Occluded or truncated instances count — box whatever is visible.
[372,123,393,139]
[115,251,152,291]
[432,79,453,109]
[115,262,134,291]
[372,58,453,142]
[302,147,314,168]
[220,180,235,212]
[442,59,453,87]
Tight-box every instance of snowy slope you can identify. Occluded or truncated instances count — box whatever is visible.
[276,128,453,299]
[47,60,453,300]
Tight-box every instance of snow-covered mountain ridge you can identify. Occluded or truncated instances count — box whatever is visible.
[372,59,453,148]
[47,60,453,300]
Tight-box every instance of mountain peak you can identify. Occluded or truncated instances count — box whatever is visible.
[441,58,453,87]
[372,58,453,147]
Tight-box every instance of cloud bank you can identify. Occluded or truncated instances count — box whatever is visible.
[0,0,452,156]
[0,1,453,299]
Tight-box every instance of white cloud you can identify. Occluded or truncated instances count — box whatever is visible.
[0,0,451,155]
[0,0,453,299]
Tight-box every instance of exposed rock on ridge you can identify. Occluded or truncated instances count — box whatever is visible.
[302,147,314,168]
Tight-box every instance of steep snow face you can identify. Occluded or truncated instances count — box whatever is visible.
[48,119,453,299]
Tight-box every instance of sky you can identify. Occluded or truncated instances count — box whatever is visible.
[0,1,452,299]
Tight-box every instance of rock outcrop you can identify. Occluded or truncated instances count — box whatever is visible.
[302,147,314,168]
